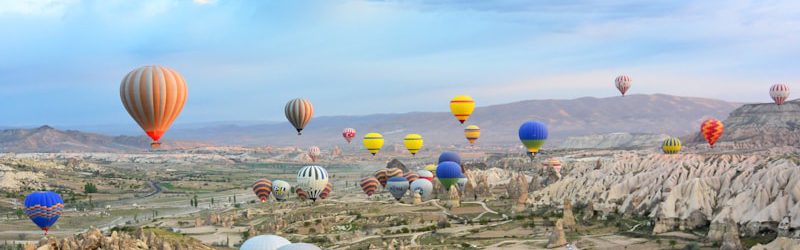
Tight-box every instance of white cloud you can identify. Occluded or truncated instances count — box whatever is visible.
[0,0,78,17]
[192,0,216,5]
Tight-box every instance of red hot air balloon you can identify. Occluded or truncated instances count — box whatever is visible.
[308,146,320,162]
[615,75,632,96]
[700,119,724,148]
[770,84,790,105]
[342,128,356,144]
[120,65,188,148]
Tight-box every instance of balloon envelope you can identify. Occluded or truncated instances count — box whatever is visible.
[342,128,356,143]
[464,125,481,144]
[662,137,682,154]
[252,178,273,203]
[519,121,548,159]
[410,179,433,200]
[272,180,291,201]
[363,133,384,155]
[360,177,379,197]
[319,182,333,200]
[120,65,187,148]
[387,176,410,201]
[386,168,404,178]
[436,161,462,190]
[308,146,320,162]
[296,166,329,201]
[240,235,291,250]
[374,169,388,188]
[615,75,632,96]
[438,151,461,165]
[403,134,424,156]
[770,84,790,105]
[449,95,475,124]
[285,98,314,135]
[277,243,322,250]
[701,119,724,148]
[24,191,64,233]
[417,170,434,181]
[404,171,419,183]
[457,176,468,191]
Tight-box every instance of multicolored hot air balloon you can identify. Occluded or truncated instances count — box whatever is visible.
[252,178,273,203]
[342,128,356,144]
[438,151,461,165]
[424,164,437,177]
[308,146,320,162]
[374,169,388,188]
[386,168,404,178]
[450,95,475,124]
[436,161,462,190]
[363,133,384,156]
[296,166,328,201]
[519,121,548,160]
[615,75,632,96]
[295,188,308,201]
[285,98,314,135]
[120,65,187,148]
[386,176,409,201]
[545,158,562,173]
[319,182,333,200]
[360,177,379,197]
[662,137,682,154]
[24,191,63,234]
[240,235,291,250]
[417,170,434,181]
[464,125,481,145]
[272,180,291,202]
[410,179,433,200]
[770,84,790,105]
[403,134,424,156]
[404,171,419,183]
[700,119,724,148]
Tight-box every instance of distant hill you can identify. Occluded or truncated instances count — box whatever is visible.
[167,94,741,147]
[688,99,800,148]
[0,125,208,152]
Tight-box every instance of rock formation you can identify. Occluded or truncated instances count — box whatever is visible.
[719,217,744,250]
[386,159,408,173]
[546,219,567,248]
[447,185,460,208]
[562,199,576,229]
[28,226,213,250]
[413,191,422,205]
[750,237,800,250]
[560,132,671,149]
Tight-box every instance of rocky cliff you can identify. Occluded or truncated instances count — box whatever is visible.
[559,133,670,149]
[689,100,800,149]
[27,226,214,250]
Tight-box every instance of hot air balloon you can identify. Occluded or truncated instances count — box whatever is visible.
[770,84,790,105]
[296,166,328,201]
[403,134,424,156]
[662,137,682,154]
[374,169,388,187]
[24,191,63,234]
[120,65,187,148]
[519,121,548,160]
[386,176,409,201]
[308,146,320,162]
[252,178,273,203]
[319,182,333,200]
[342,128,356,144]
[464,125,481,145]
[700,119,724,148]
[386,168,404,178]
[404,171,419,183]
[438,151,461,165]
[424,164,437,177]
[436,161,462,190]
[450,95,475,124]
[417,170,434,182]
[272,180,291,202]
[456,176,468,191]
[545,158,562,173]
[360,177,379,197]
[240,235,291,250]
[363,133,384,156]
[410,179,433,200]
[615,75,632,96]
[285,98,314,135]
[277,243,322,250]
[295,188,308,201]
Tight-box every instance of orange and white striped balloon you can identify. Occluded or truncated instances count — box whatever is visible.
[120,65,187,148]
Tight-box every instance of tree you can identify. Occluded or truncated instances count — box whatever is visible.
[669,240,677,249]
[211,198,215,205]
[84,182,98,193]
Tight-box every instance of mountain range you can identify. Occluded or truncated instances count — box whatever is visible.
[0,125,208,152]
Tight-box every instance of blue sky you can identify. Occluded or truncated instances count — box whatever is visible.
[0,0,798,127]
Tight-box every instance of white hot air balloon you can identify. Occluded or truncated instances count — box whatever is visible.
[770,83,790,105]
[296,166,329,201]
[410,179,433,200]
[272,180,292,202]
[277,243,322,250]
[417,170,434,182]
[240,235,291,250]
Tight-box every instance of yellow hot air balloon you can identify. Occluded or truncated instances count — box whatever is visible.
[363,133,384,156]
[424,164,437,177]
[449,95,475,124]
[403,134,424,156]
[464,125,480,145]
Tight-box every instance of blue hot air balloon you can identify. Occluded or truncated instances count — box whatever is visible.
[387,176,410,201]
[438,151,461,165]
[518,121,548,160]
[436,161,462,190]
[24,191,64,234]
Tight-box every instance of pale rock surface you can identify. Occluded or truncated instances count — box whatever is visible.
[547,219,568,248]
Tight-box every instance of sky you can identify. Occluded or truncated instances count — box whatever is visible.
[0,0,798,127]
